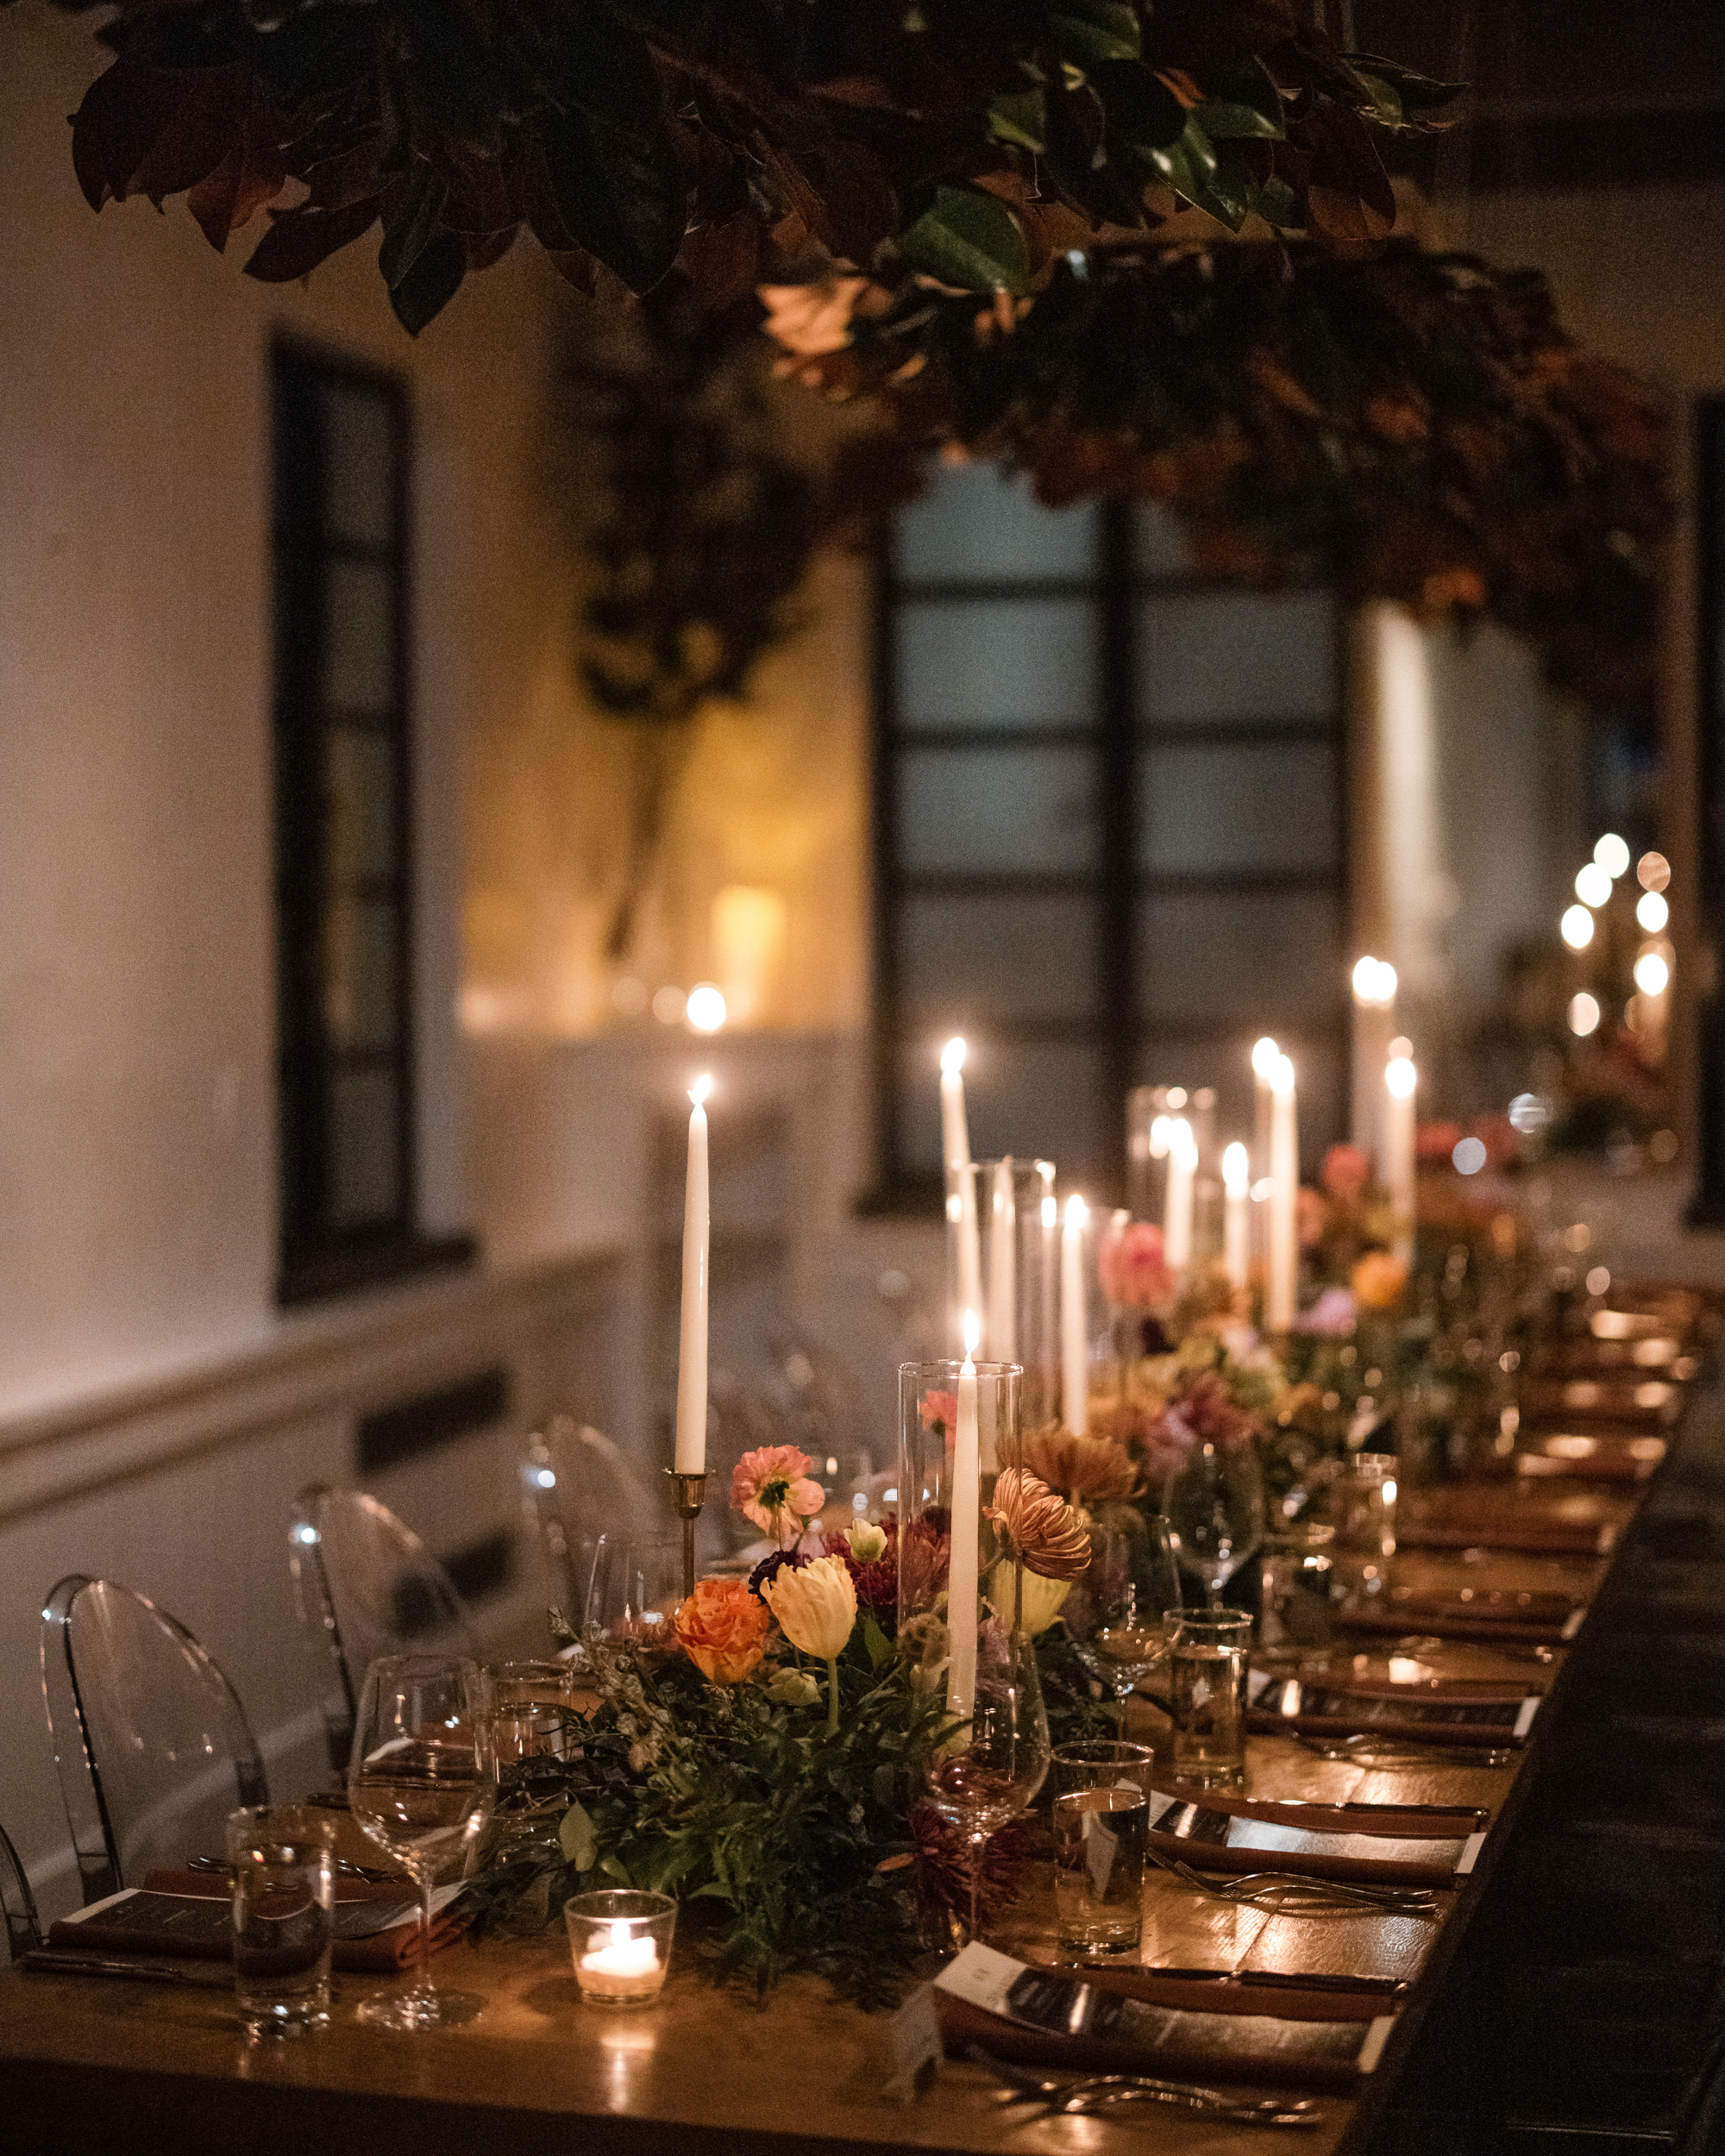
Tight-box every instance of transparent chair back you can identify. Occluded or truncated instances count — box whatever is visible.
[289,1484,476,1775]
[0,1822,40,1959]
[41,1575,268,1903]
[521,1418,660,1615]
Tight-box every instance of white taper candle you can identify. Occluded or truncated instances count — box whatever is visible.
[674,1078,712,1473]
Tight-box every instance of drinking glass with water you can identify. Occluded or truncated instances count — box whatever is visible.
[1050,1741,1155,1955]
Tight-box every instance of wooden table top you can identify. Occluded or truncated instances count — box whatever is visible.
[0,1564,1571,2156]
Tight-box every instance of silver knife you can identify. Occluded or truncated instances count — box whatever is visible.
[22,1948,232,1988]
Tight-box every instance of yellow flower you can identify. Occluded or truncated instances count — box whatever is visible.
[985,1559,1070,1638]
[762,1553,858,1661]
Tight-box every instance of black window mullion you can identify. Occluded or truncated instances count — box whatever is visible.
[1098,498,1138,1196]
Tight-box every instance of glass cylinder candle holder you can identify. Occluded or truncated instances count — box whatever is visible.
[896,1360,1024,1691]
[565,1890,676,2006]
[977,1158,1059,1425]
[944,1158,982,1358]
[1126,1086,1170,1225]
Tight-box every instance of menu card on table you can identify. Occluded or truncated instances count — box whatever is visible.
[1143,1786,1485,1887]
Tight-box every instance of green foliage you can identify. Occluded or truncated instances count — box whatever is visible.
[479,1631,950,2006]
[38,0,1460,331]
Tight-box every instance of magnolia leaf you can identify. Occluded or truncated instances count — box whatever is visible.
[1353,72,1405,127]
[862,1614,893,1670]
[559,1802,599,1873]
[1145,115,1218,202]
[185,128,287,252]
[538,110,686,294]
[1253,173,1301,227]
[988,86,1046,153]
[244,197,382,282]
[898,185,1029,296]
[1050,0,1139,68]
[1193,159,1251,231]
[1095,60,1188,155]
[1345,53,1466,110]
[1195,100,1282,139]
[1201,58,1284,136]
[379,168,448,291]
[388,227,467,334]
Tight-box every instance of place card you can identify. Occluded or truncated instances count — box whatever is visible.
[881,1983,944,2101]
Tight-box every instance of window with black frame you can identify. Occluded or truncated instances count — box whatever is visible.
[871,464,1348,1205]
[271,344,471,1303]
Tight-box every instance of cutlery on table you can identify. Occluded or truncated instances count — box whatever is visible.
[1294,1733,1514,1769]
[187,1852,399,1885]
[1246,1797,1491,1826]
[1145,1843,1440,1915]
[970,2050,1326,2128]
[1133,1968,1409,1996]
[22,1949,232,1988]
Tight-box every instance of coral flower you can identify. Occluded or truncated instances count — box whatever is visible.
[986,1469,1091,1581]
[1321,1144,1371,1202]
[1097,1220,1175,1313]
[1023,1425,1139,1506]
[731,1445,826,1546]
[1352,1250,1410,1311]
[919,1390,958,1451]
[674,1578,772,1684]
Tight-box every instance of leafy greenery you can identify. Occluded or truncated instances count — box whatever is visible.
[28,0,1457,332]
[487,1620,952,2006]
[773,240,1665,699]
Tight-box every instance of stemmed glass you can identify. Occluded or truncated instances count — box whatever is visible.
[1064,1512,1183,1731]
[1164,1442,1266,1608]
[348,1653,495,2030]
[585,1532,684,1648]
[922,1626,1051,1950]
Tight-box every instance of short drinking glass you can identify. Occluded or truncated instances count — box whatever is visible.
[1166,1608,1253,1789]
[226,1805,336,2037]
[1050,1742,1154,1957]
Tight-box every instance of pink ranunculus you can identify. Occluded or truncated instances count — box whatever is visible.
[1097,1219,1175,1313]
[919,1388,958,1452]
[1292,1285,1359,1336]
[1296,1185,1328,1250]
[731,1445,826,1547]
[1321,1143,1371,1202]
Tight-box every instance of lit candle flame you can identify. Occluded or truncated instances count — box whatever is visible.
[961,1308,981,1360]
[1251,1036,1280,1077]
[1385,1056,1417,1100]
[1272,1052,1295,1096]
[1222,1141,1249,1197]
[941,1037,967,1076]
[689,1075,712,1107]
[1064,1194,1088,1229]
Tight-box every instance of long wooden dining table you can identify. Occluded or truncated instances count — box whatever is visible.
[0,1541,1607,2156]
[3,1283,1711,2156]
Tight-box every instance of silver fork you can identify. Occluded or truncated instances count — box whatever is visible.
[973,2051,1326,2128]
[1145,1843,1440,1915]
[1294,1732,1514,1769]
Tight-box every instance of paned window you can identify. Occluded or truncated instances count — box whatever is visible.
[873,467,1347,1202]
[271,344,471,1301]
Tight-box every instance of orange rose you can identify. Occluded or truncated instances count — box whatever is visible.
[673,1577,771,1684]
[1352,1250,1409,1312]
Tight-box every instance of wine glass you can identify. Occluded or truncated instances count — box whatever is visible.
[1064,1512,1182,1730]
[922,1626,1051,1949]
[585,1532,684,1648]
[1163,1442,1266,1607]
[348,1654,495,2030]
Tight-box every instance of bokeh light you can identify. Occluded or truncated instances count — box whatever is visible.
[686,982,728,1033]
[1452,1137,1487,1175]
[651,985,687,1025]
[1637,851,1671,893]
[1560,905,1595,950]
[1575,862,1612,909]
[1634,951,1670,997]
[1593,833,1630,880]
[1636,890,1669,931]
[1568,992,1601,1036]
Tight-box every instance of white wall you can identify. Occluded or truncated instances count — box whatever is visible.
[0,5,580,1420]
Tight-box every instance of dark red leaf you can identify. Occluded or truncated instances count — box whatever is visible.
[243,196,381,282]
[126,66,254,206]
[674,216,760,310]
[185,122,287,252]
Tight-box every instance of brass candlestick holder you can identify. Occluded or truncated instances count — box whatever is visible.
[664,1470,708,1599]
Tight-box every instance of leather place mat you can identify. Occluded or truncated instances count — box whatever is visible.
[1139,1786,1482,1888]
[1021,1959,1389,2022]
[49,1875,466,1973]
[1341,1585,1584,1645]
[1246,1670,1537,1748]
[1397,1489,1625,1556]
[934,1945,1394,2091]
[1514,1434,1667,1483]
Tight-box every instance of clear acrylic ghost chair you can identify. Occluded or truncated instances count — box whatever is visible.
[289,1484,476,1775]
[520,1417,662,1615]
[41,1575,268,1902]
[0,1822,41,1959]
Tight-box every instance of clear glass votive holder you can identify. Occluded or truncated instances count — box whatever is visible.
[1050,1741,1154,1957]
[1166,1609,1254,1790]
[565,1890,677,2006]
[226,1804,336,2037]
